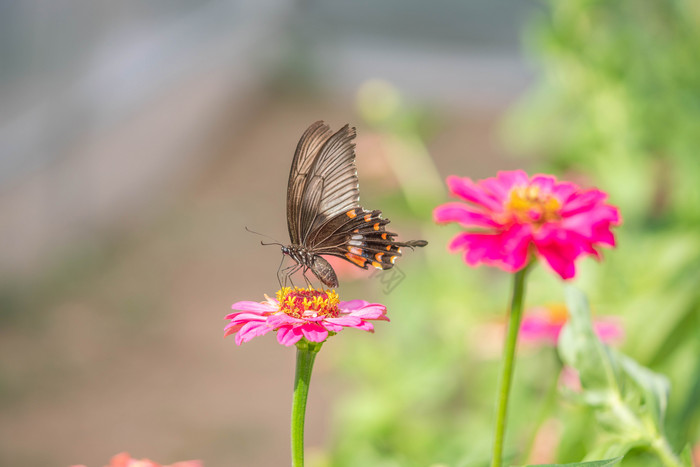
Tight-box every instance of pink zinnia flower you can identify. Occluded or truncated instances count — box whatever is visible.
[70,452,202,467]
[520,304,624,346]
[225,287,389,346]
[433,170,621,279]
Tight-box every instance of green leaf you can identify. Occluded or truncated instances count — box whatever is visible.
[557,286,682,464]
[517,455,623,467]
[612,348,670,429]
[558,286,621,397]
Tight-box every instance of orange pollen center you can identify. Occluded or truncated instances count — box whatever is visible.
[276,287,341,319]
[545,304,569,326]
[505,185,562,225]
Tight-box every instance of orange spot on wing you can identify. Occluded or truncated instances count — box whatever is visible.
[371,261,382,269]
[348,246,363,255]
[381,233,387,240]
[390,255,398,264]
[373,222,380,231]
[346,209,357,218]
[364,214,372,222]
[345,253,367,267]
[375,252,384,261]
[386,245,391,251]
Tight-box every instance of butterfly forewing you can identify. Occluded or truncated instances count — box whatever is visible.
[287,121,334,245]
[308,125,360,223]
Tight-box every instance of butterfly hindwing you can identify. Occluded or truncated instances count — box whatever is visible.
[310,209,406,271]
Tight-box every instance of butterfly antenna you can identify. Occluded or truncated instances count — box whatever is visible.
[244,226,284,247]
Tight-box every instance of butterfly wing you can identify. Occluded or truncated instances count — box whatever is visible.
[286,121,427,286]
[287,121,334,245]
[286,121,359,246]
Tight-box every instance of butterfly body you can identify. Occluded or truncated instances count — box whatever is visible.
[282,121,427,288]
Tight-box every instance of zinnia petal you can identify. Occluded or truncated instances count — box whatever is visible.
[230,301,277,314]
[447,175,503,211]
[301,323,329,342]
[433,202,500,228]
[235,321,273,345]
[276,325,304,346]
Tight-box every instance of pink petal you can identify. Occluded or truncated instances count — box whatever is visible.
[267,314,303,327]
[230,301,277,314]
[485,170,529,197]
[451,225,532,273]
[591,222,616,247]
[339,299,371,310]
[551,181,578,201]
[343,304,389,320]
[322,321,345,332]
[301,323,329,342]
[447,175,503,211]
[594,320,624,343]
[276,326,304,346]
[520,315,561,344]
[559,189,608,217]
[326,316,363,327]
[235,321,273,345]
[535,239,579,280]
[498,224,532,270]
[530,174,557,193]
[433,202,499,227]
[225,312,267,322]
[351,321,375,332]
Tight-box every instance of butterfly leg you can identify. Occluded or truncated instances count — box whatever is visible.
[301,266,313,288]
[278,261,300,288]
[276,254,289,288]
[283,263,303,288]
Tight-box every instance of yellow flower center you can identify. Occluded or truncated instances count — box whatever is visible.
[276,287,341,319]
[505,185,561,225]
[545,304,569,326]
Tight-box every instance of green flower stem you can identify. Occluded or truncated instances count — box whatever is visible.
[491,266,529,467]
[649,435,682,467]
[291,339,322,467]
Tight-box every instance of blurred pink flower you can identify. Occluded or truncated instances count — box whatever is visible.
[520,304,624,346]
[527,418,562,465]
[434,170,621,279]
[225,287,388,346]
[70,452,202,467]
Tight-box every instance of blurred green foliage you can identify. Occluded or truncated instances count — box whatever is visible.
[559,287,686,466]
[325,1,700,465]
[504,0,700,463]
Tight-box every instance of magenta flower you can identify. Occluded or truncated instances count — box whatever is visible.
[434,170,621,279]
[70,452,202,467]
[225,287,389,346]
[520,304,624,347]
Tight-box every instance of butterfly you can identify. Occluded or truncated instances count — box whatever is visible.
[279,120,427,288]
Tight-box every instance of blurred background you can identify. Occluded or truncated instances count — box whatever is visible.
[1,1,698,466]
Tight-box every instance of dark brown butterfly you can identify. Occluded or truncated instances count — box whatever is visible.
[280,121,427,288]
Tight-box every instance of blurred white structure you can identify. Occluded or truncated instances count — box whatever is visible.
[0,0,536,275]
